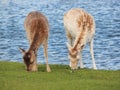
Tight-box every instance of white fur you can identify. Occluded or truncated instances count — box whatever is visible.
[64,8,97,70]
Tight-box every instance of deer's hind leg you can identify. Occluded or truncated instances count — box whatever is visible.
[89,39,97,70]
[43,39,51,72]
[79,51,84,69]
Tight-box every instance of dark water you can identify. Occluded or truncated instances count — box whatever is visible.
[0,0,120,70]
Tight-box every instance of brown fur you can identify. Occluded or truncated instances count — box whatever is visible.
[20,11,51,72]
[73,9,94,51]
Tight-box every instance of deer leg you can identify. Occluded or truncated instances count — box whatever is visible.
[68,38,74,46]
[66,31,73,46]
[43,41,51,72]
[89,39,97,70]
[32,52,38,71]
[31,61,38,71]
[79,51,84,68]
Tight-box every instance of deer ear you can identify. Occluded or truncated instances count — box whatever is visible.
[66,42,78,56]
[19,47,26,55]
[76,44,84,52]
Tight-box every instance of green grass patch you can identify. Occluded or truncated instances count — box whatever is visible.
[0,61,120,90]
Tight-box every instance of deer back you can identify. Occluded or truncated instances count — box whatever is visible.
[24,11,49,51]
[64,8,95,50]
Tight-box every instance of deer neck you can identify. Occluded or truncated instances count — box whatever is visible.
[73,24,87,51]
[27,47,37,55]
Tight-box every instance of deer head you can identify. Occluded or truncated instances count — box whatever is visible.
[66,43,80,70]
[19,48,37,71]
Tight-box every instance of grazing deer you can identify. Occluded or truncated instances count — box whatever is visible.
[63,8,97,70]
[19,11,51,72]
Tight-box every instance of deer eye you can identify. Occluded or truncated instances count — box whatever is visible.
[23,56,29,61]
[23,53,31,61]
[27,55,31,58]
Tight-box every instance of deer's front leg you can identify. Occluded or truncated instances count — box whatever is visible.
[43,40,51,72]
[66,31,74,46]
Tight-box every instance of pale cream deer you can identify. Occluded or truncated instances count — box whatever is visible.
[20,11,51,72]
[63,8,97,70]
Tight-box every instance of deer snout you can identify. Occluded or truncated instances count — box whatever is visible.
[69,61,78,70]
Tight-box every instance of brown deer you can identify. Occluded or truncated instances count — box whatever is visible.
[19,11,51,72]
[63,8,97,70]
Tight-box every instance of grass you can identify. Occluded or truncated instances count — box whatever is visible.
[0,61,120,90]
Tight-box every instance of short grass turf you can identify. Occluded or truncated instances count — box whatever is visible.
[0,61,120,90]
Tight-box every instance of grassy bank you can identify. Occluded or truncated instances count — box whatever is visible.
[0,61,120,90]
